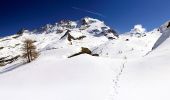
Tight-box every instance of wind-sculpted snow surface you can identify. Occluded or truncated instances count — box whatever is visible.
[0,17,170,100]
[0,53,124,100]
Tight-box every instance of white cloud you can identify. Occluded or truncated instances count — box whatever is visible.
[131,24,146,33]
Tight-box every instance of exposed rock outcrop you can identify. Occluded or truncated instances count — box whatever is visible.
[68,47,99,58]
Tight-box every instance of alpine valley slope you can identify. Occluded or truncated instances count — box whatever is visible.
[115,20,170,100]
[0,17,170,100]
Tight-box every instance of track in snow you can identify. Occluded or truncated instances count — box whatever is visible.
[110,58,127,99]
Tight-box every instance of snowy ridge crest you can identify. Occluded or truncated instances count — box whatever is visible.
[0,17,170,66]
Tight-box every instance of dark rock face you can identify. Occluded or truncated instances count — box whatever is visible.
[58,20,76,29]
[81,19,88,25]
[167,22,170,28]
[106,29,119,37]
[67,33,75,41]
[60,30,86,42]
[59,20,71,25]
[152,22,170,50]
[90,29,101,35]
[0,55,20,67]
[68,47,92,58]
[102,29,119,39]
[33,24,53,34]
[108,37,116,40]
[81,47,92,54]
[12,35,20,39]
[130,32,146,38]
[56,30,64,34]
[60,30,76,42]
[81,17,96,25]
[92,54,99,56]
[125,39,129,41]
[76,36,86,40]
[60,30,71,40]
[16,28,25,35]
[68,47,99,58]
[39,24,53,34]
[0,47,4,50]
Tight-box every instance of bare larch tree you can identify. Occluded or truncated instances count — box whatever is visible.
[22,39,38,63]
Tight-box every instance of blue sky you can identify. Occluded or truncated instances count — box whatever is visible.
[0,0,170,36]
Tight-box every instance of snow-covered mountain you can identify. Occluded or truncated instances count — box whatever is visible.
[0,17,119,65]
[0,17,170,100]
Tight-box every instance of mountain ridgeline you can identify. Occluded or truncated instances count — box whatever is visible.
[0,17,170,66]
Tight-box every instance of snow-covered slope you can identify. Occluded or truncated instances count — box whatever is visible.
[0,54,117,100]
[152,21,170,50]
[0,17,119,65]
[0,17,170,100]
[115,23,170,100]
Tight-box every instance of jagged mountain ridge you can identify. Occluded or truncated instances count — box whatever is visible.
[0,17,170,67]
[0,17,119,65]
[32,17,118,38]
